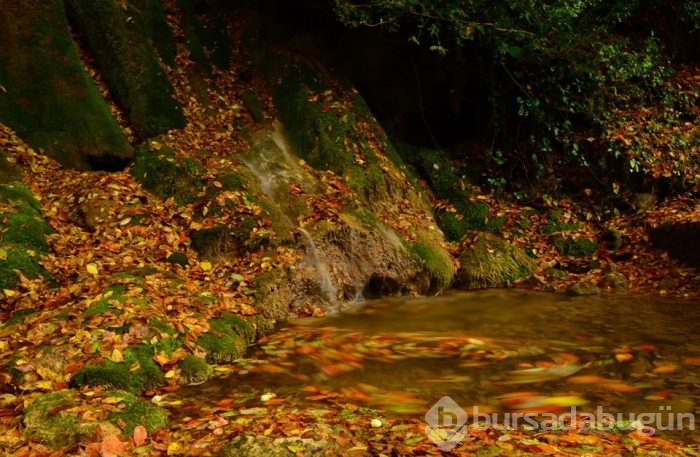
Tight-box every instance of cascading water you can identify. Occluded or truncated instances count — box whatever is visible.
[296,227,338,307]
[238,121,340,309]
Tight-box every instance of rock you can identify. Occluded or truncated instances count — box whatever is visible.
[599,272,629,290]
[455,232,535,289]
[565,282,600,296]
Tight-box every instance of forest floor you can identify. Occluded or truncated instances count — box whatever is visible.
[1,9,699,457]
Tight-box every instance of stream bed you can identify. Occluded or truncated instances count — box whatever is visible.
[168,289,700,441]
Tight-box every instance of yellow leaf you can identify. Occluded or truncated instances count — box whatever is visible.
[35,381,54,391]
[200,261,212,271]
[167,442,182,455]
[164,369,176,378]
[2,289,16,298]
[111,348,124,363]
[86,263,99,276]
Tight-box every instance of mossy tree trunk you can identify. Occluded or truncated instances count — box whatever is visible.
[0,0,133,170]
[64,0,186,139]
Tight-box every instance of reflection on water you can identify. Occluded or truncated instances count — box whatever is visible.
[172,290,700,438]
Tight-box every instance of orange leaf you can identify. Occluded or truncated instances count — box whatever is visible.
[133,425,148,446]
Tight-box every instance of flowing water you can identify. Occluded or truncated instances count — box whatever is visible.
[169,289,700,439]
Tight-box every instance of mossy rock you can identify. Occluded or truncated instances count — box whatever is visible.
[408,241,456,291]
[64,0,185,138]
[70,344,164,393]
[23,390,92,449]
[247,315,277,339]
[105,390,168,435]
[221,435,330,457]
[456,232,535,289]
[132,142,204,204]
[176,0,232,72]
[132,0,177,66]
[0,0,133,169]
[179,355,213,384]
[0,199,53,289]
[198,313,254,363]
[437,203,506,242]
[166,251,189,267]
[241,90,266,123]
[0,150,22,184]
[551,236,598,257]
[190,216,275,259]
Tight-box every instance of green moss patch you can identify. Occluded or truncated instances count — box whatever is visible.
[0,198,53,290]
[456,232,535,289]
[71,344,164,393]
[197,313,254,363]
[64,0,185,138]
[0,0,133,169]
[23,391,92,449]
[132,142,205,204]
[179,355,213,384]
[409,241,456,291]
[105,390,168,435]
[551,236,599,257]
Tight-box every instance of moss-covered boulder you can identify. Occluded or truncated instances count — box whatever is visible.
[197,313,255,363]
[397,144,505,241]
[64,0,185,138]
[0,0,133,169]
[551,236,599,257]
[105,390,168,435]
[455,232,535,289]
[132,141,204,204]
[23,391,93,449]
[0,185,53,290]
[179,355,214,384]
[70,344,165,393]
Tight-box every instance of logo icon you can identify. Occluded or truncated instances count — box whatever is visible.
[424,396,468,451]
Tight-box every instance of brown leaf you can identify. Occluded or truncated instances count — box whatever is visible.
[133,425,148,446]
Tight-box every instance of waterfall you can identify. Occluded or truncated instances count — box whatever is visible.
[297,227,338,308]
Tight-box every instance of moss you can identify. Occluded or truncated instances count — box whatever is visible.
[82,300,111,317]
[70,344,164,393]
[197,313,254,363]
[247,315,277,339]
[23,391,91,449]
[456,232,535,289]
[179,355,213,384]
[64,0,185,138]
[133,0,177,66]
[106,390,168,435]
[0,183,39,211]
[197,332,246,363]
[0,200,53,289]
[437,202,505,242]
[166,251,189,266]
[132,143,204,204]
[542,221,582,234]
[409,241,456,291]
[4,308,37,325]
[0,0,133,169]
[603,228,623,250]
[191,215,277,259]
[176,0,231,72]
[551,236,599,257]
[0,150,22,184]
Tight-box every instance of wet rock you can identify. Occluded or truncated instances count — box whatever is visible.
[565,282,600,296]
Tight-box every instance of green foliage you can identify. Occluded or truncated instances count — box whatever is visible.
[71,345,164,393]
[132,142,205,204]
[106,390,168,435]
[65,0,185,138]
[332,0,697,187]
[551,236,599,257]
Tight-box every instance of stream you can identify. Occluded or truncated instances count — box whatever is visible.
[168,289,700,440]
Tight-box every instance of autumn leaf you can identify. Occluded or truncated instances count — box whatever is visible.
[133,425,148,446]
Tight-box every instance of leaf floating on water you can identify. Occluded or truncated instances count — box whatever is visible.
[503,363,582,384]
